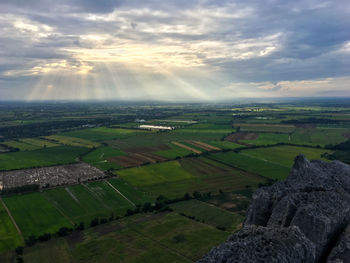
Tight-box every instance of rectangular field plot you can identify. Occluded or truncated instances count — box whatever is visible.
[44,182,134,224]
[107,178,154,205]
[0,146,89,171]
[154,143,193,159]
[45,135,101,148]
[82,146,125,170]
[20,138,60,148]
[59,127,149,142]
[3,192,72,238]
[116,161,194,187]
[233,123,296,133]
[84,181,134,212]
[289,127,349,146]
[209,152,290,180]
[0,200,23,252]
[116,158,266,199]
[170,200,244,232]
[123,212,228,261]
[241,145,332,168]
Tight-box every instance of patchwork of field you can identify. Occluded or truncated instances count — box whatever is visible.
[23,212,228,263]
[242,128,349,146]
[60,127,150,142]
[0,163,105,190]
[1,104,349,260]
[82,146,125,170]
[116,158,266,199]
[2,178,145,239]
[0,146,90,171]
[45,135,100,148]
[233,123,296,133]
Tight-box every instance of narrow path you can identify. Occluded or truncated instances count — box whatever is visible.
[0,197,24,243]
[104,180,136,207]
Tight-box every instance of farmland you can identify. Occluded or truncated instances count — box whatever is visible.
[0,100,349,261]
[0,146,89,171]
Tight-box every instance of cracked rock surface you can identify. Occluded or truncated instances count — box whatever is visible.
[199,155,350,263]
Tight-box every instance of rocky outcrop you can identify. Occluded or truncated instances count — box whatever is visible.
[199,155,350,263]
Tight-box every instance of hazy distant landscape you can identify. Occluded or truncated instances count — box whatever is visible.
[0,100,348,262]
[1,0,349,261]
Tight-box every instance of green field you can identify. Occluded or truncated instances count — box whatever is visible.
[210,151,290,180]
[20,138,60,148]
[0,200,23,252]
[2,140,41,151]
[24,212,228,263]
[3,193,72,238]
[154,144,192,159]
[0,146,89,170]
[44,182,133,225]
[107,178,154,204]
[170,199,244,232]
[116,161,194,187]
[241,145,332,168]
[82,146,125,170]
[45,135,101,148]
[116,158,266,199]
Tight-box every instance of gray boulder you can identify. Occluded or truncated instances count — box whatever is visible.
[199,155,350,263]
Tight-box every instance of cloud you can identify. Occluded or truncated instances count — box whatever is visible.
[0,0,349,100]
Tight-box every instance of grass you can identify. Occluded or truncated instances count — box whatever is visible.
[241,145,332,168]
[209,151,290,180]
[84,181,134,213]
[116,161,194,187]
[20,138,60,148]
[0,146,89,170]
[3,192,72,238]
[23,212,228,263]
[170,199,244,232]
[44,183,132,225]
[208,140,242,150]
[0,200,23,252]
[45,135,101,148]
[82,146,125,170]
[107,178,154,205]
[154,144,192,159]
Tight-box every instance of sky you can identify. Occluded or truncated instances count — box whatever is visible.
[0,0,349,101]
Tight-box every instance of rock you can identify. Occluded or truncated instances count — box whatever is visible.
[199,155,350,263]
[198,225,316,263]
[328,224,350,263]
